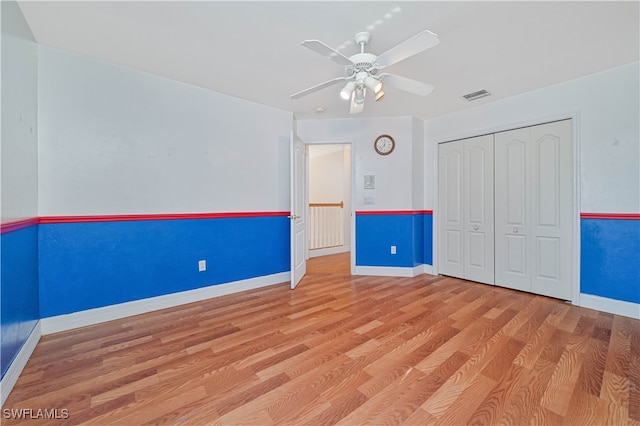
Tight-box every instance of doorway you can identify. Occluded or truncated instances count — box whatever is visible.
[307,144,352,269]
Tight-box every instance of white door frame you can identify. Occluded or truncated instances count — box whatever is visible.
[301,139,356,275]
[433,112,581,304]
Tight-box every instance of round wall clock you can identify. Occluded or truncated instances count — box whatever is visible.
[374,134,395,155]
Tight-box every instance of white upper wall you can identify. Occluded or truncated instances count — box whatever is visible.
[425,61,640,214]
[37,46,293,216]
[308,147,345,204]
[297,116,416,211]
[1,1,38,223]
[411,117,424,211]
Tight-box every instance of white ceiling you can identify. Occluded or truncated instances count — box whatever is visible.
[18,1,640,120]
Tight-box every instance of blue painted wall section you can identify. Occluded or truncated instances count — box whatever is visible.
[356,213,413,267]
[356,211,430,268]
[412,213,424,266]
[581,218,640,304]
[39,215,290,318]
[423,213,433,266]
[1,225,40,379]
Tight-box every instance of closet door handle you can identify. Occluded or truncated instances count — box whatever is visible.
[513,228,519,233]
[473,226,479,230]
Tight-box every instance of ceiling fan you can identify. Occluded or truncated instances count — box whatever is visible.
[290,30,439,114]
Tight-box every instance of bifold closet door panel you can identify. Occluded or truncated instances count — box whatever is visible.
[529,120,573,300]
[494,120,573,300]
[463,134,495,285]
[438,140,464,279]
[495,127,532,293]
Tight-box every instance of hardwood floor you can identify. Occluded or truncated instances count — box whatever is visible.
[4,253,639,425]
[307,252,351,276]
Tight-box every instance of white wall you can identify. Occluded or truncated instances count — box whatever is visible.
[298,116,418,211]
[425,61,640,214]
[38,46,293,216]
[1,1,38,223]
[411,117,424,211]
[309,147,345,203]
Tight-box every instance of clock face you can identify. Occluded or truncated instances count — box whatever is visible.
[374,135,395,155]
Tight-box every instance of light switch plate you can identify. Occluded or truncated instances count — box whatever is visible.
[364,175,375,189]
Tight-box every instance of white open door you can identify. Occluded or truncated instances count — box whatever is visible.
[290,131,307,289]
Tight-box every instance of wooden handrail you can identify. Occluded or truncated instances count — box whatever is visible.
[309,202,343,208]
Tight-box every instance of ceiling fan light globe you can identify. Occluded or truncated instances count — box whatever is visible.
[364,76,383,94]
[340,81,356,100]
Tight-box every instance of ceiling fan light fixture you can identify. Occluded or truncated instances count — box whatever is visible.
[340,81,356,100]
[364,76,383,94]
[292,29,439,114]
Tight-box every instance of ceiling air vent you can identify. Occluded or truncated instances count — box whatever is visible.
[462,89,491,101]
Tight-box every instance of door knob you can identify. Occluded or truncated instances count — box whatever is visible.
[473,226,479,230]
[288,215,300,220]
[513,228,519,233]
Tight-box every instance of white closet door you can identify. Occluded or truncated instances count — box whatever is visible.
[530,120,572,300]
[495,120,573,300]
[438,141,464,279]
[495,127,531,292]
[463,134,494,284]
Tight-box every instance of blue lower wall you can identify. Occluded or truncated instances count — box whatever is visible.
[412,213,424,266]
[581,218,640,304]
[356,212,432,268]
[424,213,433,266]
[39,215,290,318]
[1,225,39,379]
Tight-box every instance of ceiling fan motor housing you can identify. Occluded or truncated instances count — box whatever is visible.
[349,53,378,71]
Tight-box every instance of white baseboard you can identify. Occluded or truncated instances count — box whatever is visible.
[422,264,435,275]
[1,321,41,408]
[579,293,640,319]
[41,272,289,335]
[355,264,425,278]
[308,245,350,258]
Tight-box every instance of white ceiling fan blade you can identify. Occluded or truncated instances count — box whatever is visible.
[379,73,434,96]
[376,30,439,68]
[301,40,354,67]
[349,93,364,114]
[290,77,348,99]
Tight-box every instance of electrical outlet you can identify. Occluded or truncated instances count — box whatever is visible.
[198,260,206,272]
[391,246,397,254]
[364,196,375,205]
